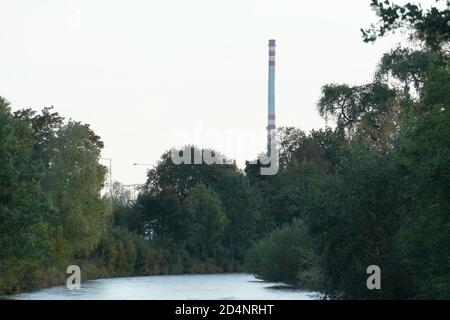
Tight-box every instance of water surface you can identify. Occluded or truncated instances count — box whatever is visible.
[10,273,318,300]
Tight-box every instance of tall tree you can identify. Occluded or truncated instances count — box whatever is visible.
[13,106,63,169]
[0,97,53,293]
[44,121,110,258]
[393,64,450,299]
[216,171,257,262]
[144,146,236,198]
[184,185,228,260]
[362,0,450,52]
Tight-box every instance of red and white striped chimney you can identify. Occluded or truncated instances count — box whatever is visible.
[267,39,276,155]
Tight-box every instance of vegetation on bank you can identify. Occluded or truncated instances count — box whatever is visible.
[0,0,448,299]
[0,100,245,294]
[245,0,450,299]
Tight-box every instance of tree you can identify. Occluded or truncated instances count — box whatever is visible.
[246,219,321,288]
[376,47,436,94]
[112,202,142,234]
[362,0,450,52]
[306,142,410,299]
[44,121,110,258]
[0,97,53,293]
[317,82,397,141]
[393,66,450,299]
[144,145,236,198]
[277,127,307,168]
[310,127,347,172]
[13,106,64,169]
[184,185,228,260]
[216,171,257,262]
[137,192,188,247]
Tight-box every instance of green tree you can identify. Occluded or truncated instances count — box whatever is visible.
[44,121,110,258]
[310,127,347,171]
[144,146,236,198]
[362,0,450,52]
[246,219,321,289]
[317,82,397,142]
[376,47,437,94]
[138,192,189,247]
[13,106,64,169]
[307,142,410,299]
[0,97,53,293]
[184,185,228,260]
[216,171,257,263]
[394,66,450,299]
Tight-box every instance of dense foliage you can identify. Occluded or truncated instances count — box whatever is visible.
[0,101,110,293]
[246,0,449,299]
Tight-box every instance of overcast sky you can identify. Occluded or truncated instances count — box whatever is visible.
[0,0,435,184]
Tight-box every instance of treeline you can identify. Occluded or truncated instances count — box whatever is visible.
[0,100,227,294]
[113,149,262,273]
[0,103,111,293]
[0,99,185,294]
[246,1,450,299]
[0,98,275,294]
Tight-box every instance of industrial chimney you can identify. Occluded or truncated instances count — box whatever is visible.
[267,39,276,156]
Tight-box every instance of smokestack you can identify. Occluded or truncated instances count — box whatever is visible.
[267,39,276,155]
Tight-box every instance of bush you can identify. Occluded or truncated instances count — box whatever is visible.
[245,219,321,290]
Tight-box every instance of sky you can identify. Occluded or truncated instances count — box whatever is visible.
[0,0,435,184]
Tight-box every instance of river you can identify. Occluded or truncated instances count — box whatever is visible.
[8,273,318,300]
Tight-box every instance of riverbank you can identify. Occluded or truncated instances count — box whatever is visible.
[2,253,244,296]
